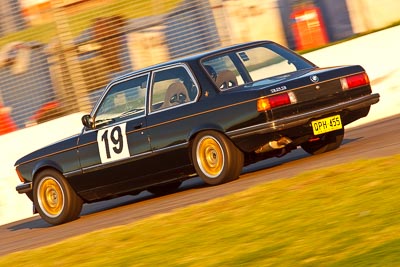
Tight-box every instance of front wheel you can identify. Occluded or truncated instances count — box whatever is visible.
[301,128,344,155]
[33,169,83,225]
[191,131,244,185]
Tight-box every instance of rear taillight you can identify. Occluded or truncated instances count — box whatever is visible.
[257,92,297,112]
[340,73,369,90]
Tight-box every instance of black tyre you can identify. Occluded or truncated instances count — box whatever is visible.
[147,181,182,196]
[191,131,244,185]
[301,128,344,155]
[33,169,83,225]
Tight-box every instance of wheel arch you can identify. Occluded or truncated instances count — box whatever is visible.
[188,123,225,140]
[32,160,64,182]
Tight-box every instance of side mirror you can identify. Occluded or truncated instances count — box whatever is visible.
[81,114,94,129]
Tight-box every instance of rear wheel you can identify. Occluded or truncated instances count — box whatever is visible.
[33,169,83,225]
[301,128,344,155]
[192,131,244,185]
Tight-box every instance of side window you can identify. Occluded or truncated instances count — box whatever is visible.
[150,65,198,112]
[95,74,148,127]
[203,56,244,90]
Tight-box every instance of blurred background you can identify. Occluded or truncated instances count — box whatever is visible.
[0,0,399,134]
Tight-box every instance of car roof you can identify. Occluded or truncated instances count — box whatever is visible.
[112,40,273,83]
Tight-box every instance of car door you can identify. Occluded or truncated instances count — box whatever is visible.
[145,65,200,181]
[73,74,154,201]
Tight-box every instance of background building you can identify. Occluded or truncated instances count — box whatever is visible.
[0,0,26,36]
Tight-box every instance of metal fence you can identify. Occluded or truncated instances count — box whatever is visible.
[0,0,233,131]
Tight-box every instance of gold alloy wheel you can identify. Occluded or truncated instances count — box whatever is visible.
[37,176,64,218]
[196,136,224,178]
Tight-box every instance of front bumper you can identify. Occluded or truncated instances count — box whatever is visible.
[16,182,32,194]
[228,93,380,139]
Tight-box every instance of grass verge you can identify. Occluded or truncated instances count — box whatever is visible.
[1,154,399,266]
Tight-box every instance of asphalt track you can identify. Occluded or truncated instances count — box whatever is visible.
[1,114,399,256]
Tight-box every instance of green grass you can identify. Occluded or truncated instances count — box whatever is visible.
[1,154,400,266]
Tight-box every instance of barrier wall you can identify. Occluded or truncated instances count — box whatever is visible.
[346,0,400,33]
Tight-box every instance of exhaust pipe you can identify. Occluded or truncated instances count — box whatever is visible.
[255,136,292,154]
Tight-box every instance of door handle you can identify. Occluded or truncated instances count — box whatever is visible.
[134,123,143,129]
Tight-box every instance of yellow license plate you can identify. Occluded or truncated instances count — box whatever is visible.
[312,115,342,135]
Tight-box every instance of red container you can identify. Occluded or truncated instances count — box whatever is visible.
[291,6,328,50]
[0,105,17,135]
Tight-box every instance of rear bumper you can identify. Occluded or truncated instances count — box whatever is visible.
[16,182,32,194]
[228,93,380,138]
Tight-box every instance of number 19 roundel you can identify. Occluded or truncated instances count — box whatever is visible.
[97,123,130,163]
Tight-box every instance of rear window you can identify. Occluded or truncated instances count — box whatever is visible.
[237,46,297,81]
[202,42,313,90]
